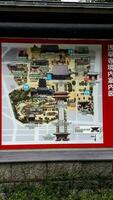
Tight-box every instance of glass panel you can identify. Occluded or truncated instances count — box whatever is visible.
[2,42,103,145]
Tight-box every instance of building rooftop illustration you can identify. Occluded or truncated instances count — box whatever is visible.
[52,64,70,80]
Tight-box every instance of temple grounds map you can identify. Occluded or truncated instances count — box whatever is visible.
[2,42,103,145]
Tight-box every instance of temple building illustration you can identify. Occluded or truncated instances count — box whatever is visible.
[51,64,70,80]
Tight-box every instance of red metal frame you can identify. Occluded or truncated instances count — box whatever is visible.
[0,38,112,150]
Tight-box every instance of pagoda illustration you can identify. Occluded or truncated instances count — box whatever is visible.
[37,78,54,95]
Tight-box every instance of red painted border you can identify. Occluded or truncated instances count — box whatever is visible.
[0,42,2,147]
[0,38,112,150]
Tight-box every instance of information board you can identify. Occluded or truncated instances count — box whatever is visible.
[0,38,112,149]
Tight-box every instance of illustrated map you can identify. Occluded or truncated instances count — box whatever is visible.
[2,42,103,145]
